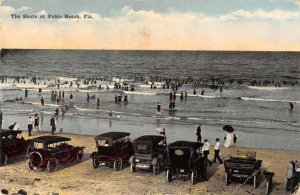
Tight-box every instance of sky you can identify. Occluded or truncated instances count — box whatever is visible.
[0,0,300,51]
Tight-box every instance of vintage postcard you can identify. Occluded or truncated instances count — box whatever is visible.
[0,0,300,194]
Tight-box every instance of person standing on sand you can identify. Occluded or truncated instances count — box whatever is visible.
[50,116,56,135]
[28,116,33,136]
[213,138,223,164]
[196,124,202,143]
[34,113,40,131]
[201,139,212,165]
[233,134,237,145]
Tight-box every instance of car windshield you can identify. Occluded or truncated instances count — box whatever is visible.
[98,139,110,147]
[33,142,44,150]
[135,144,150,154]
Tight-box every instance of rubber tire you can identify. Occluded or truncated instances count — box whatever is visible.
[153,159,161,175]
[29,152,43,170]
[76,149,84,163]
[47,158,58,172]
[167,169,172,182]
[114,158,123,171]
[131,162,136,173]
[0,153,7,166]
[191,170,197,185]
[92,156,99,168]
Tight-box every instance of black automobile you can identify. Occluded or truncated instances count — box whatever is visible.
[166,141,207,185]
[91,132,134,171]
[130,135,167,175]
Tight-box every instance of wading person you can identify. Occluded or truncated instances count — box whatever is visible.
[50,116,56,135]
[25,88,28,98]
[213,138,223,164]
[0,109,2,129]
[34,113,40,131]
[96,97,101,109]
[28,116,33,136]
[157,102,161,113]
[41,96,45,106]
[196,124,202,143]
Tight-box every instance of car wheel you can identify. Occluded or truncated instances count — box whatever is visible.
[29,152,43,170]
[47,158,59,172]
[114,158,123,171]
[0,153,7,166]
[191,170,197,185]
[76,149,84,163]
[167,169,172,182]
[131,162,136,173]
[153,159,161,175]
[92,156,99,168]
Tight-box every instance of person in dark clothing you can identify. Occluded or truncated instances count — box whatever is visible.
[97,97,101,108]
[0,110,2,129]
[157,102,161,113]
[28,116,33,136]
[289,102,294,110]
[213,138,223,164]
[193,89,196,95]
[124,94,128,103]
[41,96,45,106]
[25,88,28,98]
[233,134,237,145]
[196,124,202,143]
[180,91,184,100]
[34,113,40,131]
[50,116,56,135]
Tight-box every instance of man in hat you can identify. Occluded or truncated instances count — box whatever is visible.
[201,139,212,165]
[50,116,56,135]
[213,138,223,164]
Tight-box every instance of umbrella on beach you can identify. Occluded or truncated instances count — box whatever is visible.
[223,125,235,132]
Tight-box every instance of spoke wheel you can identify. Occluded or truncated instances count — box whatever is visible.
[29,152,43,170]
[153,159,161,175]
[191,170,197,185]
[114,158,123,171]
[92,156,99,168]
[47,158,59,172]
[26,145,33,157]
[76,149,84,163]
[0,153,7,166]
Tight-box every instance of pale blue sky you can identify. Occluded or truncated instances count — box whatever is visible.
[1,0,300,50]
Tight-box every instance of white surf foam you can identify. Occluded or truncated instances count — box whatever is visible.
[247,86,289,90]
[241,97,300,104]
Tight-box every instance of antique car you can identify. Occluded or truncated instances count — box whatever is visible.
[224,149,262,189]
[166,141,207,185]
[0,130,32,166]
[91,132,134,171]
[130,135,167,174]
[28,135,85,172]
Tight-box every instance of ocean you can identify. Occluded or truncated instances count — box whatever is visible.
[0,49,299,151]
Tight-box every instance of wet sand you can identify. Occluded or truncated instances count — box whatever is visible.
[1,131,299,195]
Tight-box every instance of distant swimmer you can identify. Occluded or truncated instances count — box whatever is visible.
[289,102,294,110]
[193,89,196,95]
[185,91,188,97]
[157,102,161,113]
[180,91,184,100]
[55,108,59,115]
[38,88,42,93]
[87,92,90,102]
[220,86,223,92]
[41,96,45,106]
[115,95,118,103]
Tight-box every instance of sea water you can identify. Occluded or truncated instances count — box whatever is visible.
[0,50,299,151]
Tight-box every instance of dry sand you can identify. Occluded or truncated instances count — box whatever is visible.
[1,131,299,195]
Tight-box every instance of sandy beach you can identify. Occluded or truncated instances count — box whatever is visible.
[1,131,299,195]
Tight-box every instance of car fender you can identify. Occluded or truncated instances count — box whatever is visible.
[129,155,135,163]
[90,152,97,158]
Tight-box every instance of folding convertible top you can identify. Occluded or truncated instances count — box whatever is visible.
[134,135,164,145]
[31,136,71,145]
[0,129,22,137]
